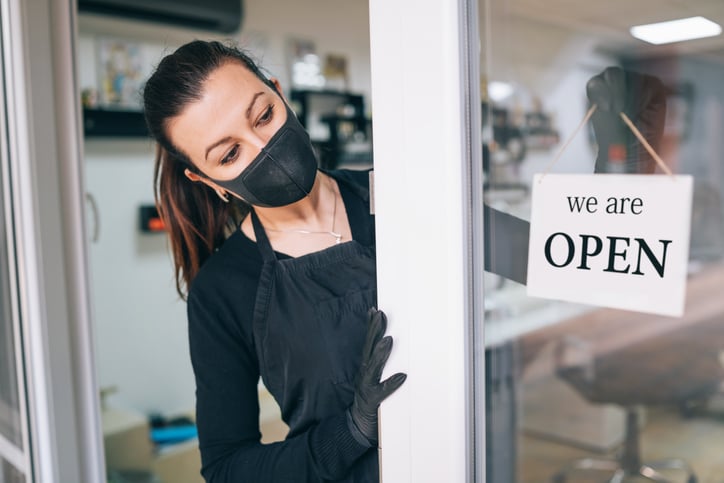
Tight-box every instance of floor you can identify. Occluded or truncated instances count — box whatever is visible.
[519,403,724,483]
[258,381,724,482]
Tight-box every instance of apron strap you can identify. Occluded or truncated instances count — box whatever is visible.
[250,209,277,262]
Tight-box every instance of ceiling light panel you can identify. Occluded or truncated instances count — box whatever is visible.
[630,16,722,45]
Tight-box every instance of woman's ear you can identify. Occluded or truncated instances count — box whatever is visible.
[184,168,204,183]
[184,168,222,191]
[184,169,231,202]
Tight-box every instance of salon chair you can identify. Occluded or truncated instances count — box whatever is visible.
[547,323,724,483]
[545,183,724,483]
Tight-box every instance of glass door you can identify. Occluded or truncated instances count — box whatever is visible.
[480,1,724,482]
[0,1,31,479]
[0,0,105,480]
[0,145,28,483]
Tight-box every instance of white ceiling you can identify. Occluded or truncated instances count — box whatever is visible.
[482,0,724,90]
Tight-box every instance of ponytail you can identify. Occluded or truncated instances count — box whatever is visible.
[153,145,247,298]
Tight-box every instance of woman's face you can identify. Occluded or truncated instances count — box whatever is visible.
[167,61,288,182]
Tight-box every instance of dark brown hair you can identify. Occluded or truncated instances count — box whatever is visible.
[143,40,275,298]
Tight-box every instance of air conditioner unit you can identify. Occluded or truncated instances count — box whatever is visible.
[78,0,243,34]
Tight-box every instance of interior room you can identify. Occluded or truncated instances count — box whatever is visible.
[77,1,373,482]
[481,1,724,482]
[75,0,724,481]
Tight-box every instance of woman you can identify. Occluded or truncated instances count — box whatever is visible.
[143,40,406,482]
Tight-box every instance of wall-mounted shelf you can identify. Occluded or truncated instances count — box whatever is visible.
[83,108,149,138]
[289,89,371,170]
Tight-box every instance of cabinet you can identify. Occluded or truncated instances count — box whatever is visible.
[83,108,148,137]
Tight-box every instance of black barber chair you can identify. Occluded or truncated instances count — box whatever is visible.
[549,328,724,483]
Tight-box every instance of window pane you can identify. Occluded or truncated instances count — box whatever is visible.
[0,135,20,448]
[1,457,25,483]
[480,1,724,482]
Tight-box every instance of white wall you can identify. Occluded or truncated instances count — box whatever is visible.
[84,140,192,416]
[79,1,372,417]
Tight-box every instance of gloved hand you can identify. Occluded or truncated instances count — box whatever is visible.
[349,308,407,445]
[586,66,669,174]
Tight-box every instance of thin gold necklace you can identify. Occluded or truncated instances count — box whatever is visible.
[264,178,342,244]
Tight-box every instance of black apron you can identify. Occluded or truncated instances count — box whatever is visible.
[250,173,378,482]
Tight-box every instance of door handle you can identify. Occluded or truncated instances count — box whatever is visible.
[85,192,100,243]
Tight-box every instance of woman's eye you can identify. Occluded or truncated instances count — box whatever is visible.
[220,144,240,166]
[257,104,274,126]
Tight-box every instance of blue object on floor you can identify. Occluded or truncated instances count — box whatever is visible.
[150,425,198,444]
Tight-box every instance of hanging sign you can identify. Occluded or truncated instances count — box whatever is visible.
[526,173,693,316]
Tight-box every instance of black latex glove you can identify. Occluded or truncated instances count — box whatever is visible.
[586,66,669,174]
[349,309,407,445]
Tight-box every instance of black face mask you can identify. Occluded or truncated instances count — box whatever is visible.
[210,103,318,207]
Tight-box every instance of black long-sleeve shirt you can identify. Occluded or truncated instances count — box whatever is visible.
[187,170,375,482]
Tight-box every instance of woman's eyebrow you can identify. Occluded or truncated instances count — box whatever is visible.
[245,91,265,119]
[203,91,266,161]
[205,136,232,161]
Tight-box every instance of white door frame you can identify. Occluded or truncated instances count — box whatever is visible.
[2,0,105,480]
[369,0,484,481]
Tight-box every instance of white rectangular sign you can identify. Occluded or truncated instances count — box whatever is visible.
[526,173,693,317]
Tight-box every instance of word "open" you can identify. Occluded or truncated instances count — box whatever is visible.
[544,233,672,278]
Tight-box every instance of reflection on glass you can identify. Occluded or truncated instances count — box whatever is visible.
[480,0,724,481]
[0,145,21,448]
[1,457,25,483]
